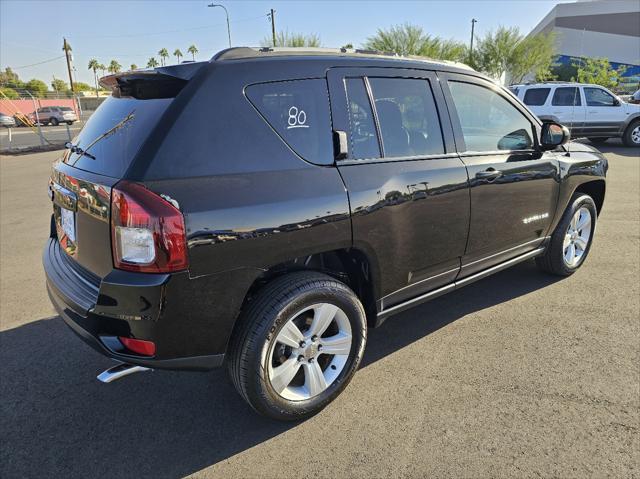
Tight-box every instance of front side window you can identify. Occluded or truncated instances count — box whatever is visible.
[523,88,551,106]
[448,81,534,152]
[368,77,444,157]
[552,87,581,106]
[584,87,616,106]
[344,78,380,159]
[245,79,333,165]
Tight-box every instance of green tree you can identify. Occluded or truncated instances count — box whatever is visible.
[97,63,107,77]
[363,24,467,61]
[341,43,354,50]
[25,78,48,97]
[0,67,23,89]
[51,78,69,93]
[173,48,183,63]
[261,31,321,47]
[158,48,169,66]
[108,60,122,74]
[187,44,199,61]
[575,57,627,90]
[0,87,19,99]
[74,82,92,92]
[473,26,556,83]
[130,64,138,71]
[88,58,100,96]
[147,57,159,68]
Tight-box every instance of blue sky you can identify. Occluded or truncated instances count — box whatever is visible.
[1,0,568,86]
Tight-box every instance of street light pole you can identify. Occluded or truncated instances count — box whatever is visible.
[469,18,478,64]
[208,4,231,48]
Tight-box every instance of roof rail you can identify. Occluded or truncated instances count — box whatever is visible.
[211,46,473,70]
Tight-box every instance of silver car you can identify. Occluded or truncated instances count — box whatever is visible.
[28,106,78,126]
[0,111,16,128]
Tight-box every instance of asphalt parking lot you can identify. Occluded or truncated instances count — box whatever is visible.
[1,143,638,478]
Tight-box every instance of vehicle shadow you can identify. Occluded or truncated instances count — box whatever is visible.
[1,261,561,478]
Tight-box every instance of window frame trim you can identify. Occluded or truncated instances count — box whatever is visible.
[326,66,456,164]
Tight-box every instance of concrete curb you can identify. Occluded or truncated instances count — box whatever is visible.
[0,143,66,156]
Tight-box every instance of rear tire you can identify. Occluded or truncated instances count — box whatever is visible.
[49,118,59,126]
[623,120,640,147]
[536,193,597,276]
[227,271,367,421]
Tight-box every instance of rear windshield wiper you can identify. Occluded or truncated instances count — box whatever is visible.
[64,142,96,160]
[68,110,135,164]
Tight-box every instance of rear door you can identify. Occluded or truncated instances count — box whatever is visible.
[328,67,470,309]
[549,86,586,135]
[441,73,560,277]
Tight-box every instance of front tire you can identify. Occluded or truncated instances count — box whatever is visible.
[623,120,640,147]
[227,271,367,421]
[536,193,597,276]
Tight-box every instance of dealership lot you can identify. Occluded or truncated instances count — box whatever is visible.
[0,145,638,478]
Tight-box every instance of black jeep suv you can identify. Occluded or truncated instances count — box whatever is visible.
[44,47,607,420]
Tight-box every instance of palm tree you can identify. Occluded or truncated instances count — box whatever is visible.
[97,63,106,77]
[88,58,100,97]
[108,60,121,74]
[173,48,183,64]
[158,48,169,66]
[187,44,199,61]
[130,64,138,71]
[147,57,159,68]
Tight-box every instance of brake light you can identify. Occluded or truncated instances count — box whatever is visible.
[119,337,156,356]
[111,181,188,273]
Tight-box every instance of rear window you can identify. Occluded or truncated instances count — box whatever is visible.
[245,79,333,165]
[523,88,550,106]
[64,96,172,178]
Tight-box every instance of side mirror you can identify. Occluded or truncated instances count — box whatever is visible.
[540,121,570,150]
[333,130,348,160]
[613,98,621,106]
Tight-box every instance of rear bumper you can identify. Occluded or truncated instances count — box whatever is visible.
[43,237,224,370]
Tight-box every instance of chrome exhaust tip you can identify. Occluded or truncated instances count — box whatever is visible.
[97,362,151,383]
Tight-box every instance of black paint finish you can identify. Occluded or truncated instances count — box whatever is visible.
[43,51,608,370]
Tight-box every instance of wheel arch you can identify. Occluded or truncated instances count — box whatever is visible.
[574,179,606,214]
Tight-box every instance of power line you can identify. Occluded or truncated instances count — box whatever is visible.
[10,55,65,70]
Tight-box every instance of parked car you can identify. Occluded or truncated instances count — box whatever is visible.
[629,89,640,105]
[44,47,607,421]
[0,111,16,128]
[510,82,640,146]
[28,106,78,126]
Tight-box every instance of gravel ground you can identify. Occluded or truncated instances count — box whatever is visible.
[0,143,638,478]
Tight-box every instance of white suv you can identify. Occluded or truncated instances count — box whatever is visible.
[510,82,640,147]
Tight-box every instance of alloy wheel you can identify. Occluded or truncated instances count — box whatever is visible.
[267,303,353,401]
[563,207,592,267]
[632,125,640,145]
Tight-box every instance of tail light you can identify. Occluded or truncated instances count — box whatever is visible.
[111,181,188,273]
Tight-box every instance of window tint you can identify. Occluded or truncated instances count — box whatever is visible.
[368,78,444,157]
[448,81,534,152]
[523,88,550,106]
[584,87,616,106]
[344,78,380,159]
[246,79,333,164]
[64,96,172,178]
[552,87,581,106]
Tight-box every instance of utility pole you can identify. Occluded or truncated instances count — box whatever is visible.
[469,19,477,64]
[268,9,276,47]
[63,38,75,93]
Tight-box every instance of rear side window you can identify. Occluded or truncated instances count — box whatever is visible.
[552,87,581,106]
[523,88,550,106]
[345,78,380,159]
[246,79,333,165]
[64,96,172,178]
[368,78,444,157]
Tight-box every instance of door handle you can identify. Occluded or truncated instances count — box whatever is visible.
[475,168,502,180]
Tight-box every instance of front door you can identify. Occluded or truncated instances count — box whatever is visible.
[441,74,560,278]
[328,68,470,310]
[583,86,625,137]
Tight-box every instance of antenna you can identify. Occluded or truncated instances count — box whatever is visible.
[568,28,586,156]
